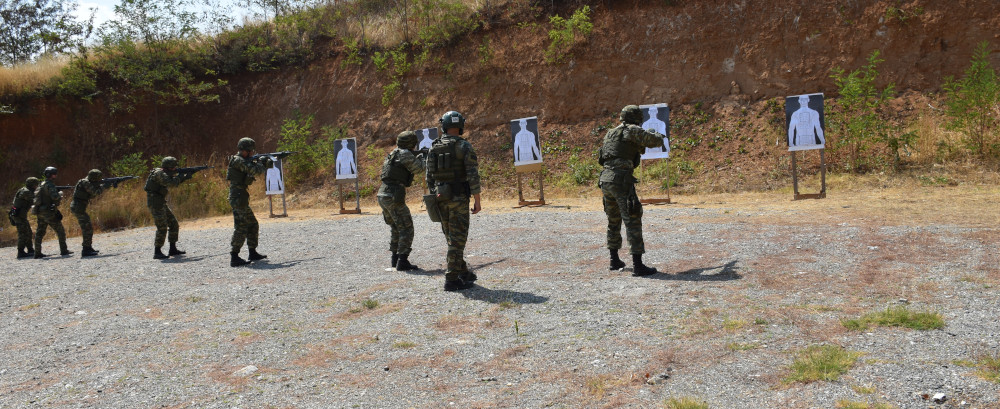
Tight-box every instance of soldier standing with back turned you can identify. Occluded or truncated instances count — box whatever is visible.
[426,111,482,291]
[70,169,106,257]
[378,130,426,271]
[145,157,190,259]
[9,177,39,259]
[33,166,72,258]
[227,137,271,267]
[598,105,666,276]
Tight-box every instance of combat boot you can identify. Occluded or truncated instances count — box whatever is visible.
[395,255,418,271]
[60,249,74,256]
[631,254,658,277]
[231,252,251,267]
[248,248,267,261]
[460,272,478,283]
[81,247,99,257]
[168,243,186,256]
[25,247,34,256]
[391,253,398,268]
[154,247,168,259]
[33,251,46,259]
[609,250,626,270]
[16,247,30,259]
[444,278,474,292]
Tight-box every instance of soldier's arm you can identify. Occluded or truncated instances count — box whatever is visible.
[86,181,104,196]
[234,156,267,176]
[398,150,426,174]
[462,141,482,196]
[627,125,667,148]
[155,170,185,187]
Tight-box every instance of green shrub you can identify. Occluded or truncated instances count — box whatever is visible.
[975,353,1000,383]
[110,152,148,177]
[665,397,709,409]
[944,41,1000,156]
[841,306,945,331]
[545,6,593,63]
[785,344,861,383]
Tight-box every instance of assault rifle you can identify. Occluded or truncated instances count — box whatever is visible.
[251,151,295,161]
[55,185,74,191]
[177,165,214,179]
[416,148,429,156]
[101,176,138,189]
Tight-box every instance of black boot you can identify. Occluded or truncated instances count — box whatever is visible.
[33,250,46,259]
[391,253,399,268]
[60,249,73,256]
[231,252,250,267]
[460,272,478,283]
[154,247,168,259]
[17,247,30,259]
[248,248,267,261]
[25,247,34,255]
[168,243,186,256]
[395,254,418,271]
[609,249,626,270]
[631,254,658,277]
[444,279,474,292]
[81,246,99,257]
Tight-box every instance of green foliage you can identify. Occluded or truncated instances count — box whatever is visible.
[665,397,709,409]
[110,152,148,177]
[382,79,401,106]
[372,50,390,71]
[561,153,600,185]
[841,306,945,331]
[829,50,911,172]
[413,0,477,49]
[276,113,345,186]
[340,37,363,68]
[976,353,1000,383]
[362,298,379,309]
[785,344,861,383]
[0,0,94,65]
[545,6,593,64]
[835,400,895,409]
[477,36,493,65]
[944,41,1000,156]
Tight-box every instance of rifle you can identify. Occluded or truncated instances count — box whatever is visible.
[177,165,214,179]
[251,151,295,161]
[55,185,74,191]
[101,176,138,189]
[416,148,429,157]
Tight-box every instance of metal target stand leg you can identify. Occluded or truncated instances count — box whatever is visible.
[791,150,827,200]
[338,180,361,214]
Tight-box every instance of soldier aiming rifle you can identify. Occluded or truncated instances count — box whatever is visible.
[251,151,295,161]
[100,176,138,189]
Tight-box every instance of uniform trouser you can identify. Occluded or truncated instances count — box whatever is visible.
[71,201,94,248]
[35,211,68,253]
[438,197,471,281]
[378,196,414,256]
[230,204,259,253]
[148,204,179,248]
[12,215,32,250]
[601,181,645,254]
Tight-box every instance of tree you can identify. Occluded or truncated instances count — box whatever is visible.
[0,0,94,65]
[944,41,1000,156]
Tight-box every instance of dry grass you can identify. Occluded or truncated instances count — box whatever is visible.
[0,55,67,96]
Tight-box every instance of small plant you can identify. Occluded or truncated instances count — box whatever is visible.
[665,397,709,409]
[841,306,945,331]
[545,6,593,63]
[186,296,204,303]
[784,344,861,383]
[362,298,379,310]
[393,341,417,349]
[477,36,493,65]
[944,41,1000,157]
[726,342,759,352]
[836,400,895,409]
[110,152,148,177]
[975,352,1000,383]
[341,37,363,68]
[498,300,517,310]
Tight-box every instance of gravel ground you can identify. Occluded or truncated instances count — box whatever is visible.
[1,202,998,408]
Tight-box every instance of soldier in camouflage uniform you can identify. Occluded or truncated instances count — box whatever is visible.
[9,177,39,258]
[70,169,106,257]
[598,105,667,276]
[426,111,482,291]
[378,130,426,271]
[33,166,72,258]
[145,156,191,259]
[227,137,272,267]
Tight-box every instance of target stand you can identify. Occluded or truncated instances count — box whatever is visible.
[268,195,288,218]
[638,159,672,205]
[791,149,827,200]
[514,163,545,208]
[337,178,362,214]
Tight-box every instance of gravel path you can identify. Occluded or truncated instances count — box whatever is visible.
[1,203,998,408]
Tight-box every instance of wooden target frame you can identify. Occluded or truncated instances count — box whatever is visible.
[637,159,672,205]
[791,149,826,200]
[514,162,545,208]
[337,178,361,214]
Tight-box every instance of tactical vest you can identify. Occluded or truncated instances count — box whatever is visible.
[73,179,92,201]
[428,136,466,183]
[599,125,641,168]
[380,150,415,187]
[33,181,56,209]
[144,168,168,196]
[226,155,254,189]
[13,187,33,209]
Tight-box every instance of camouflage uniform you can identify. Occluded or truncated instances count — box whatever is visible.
[34,178,69,254]
[377,148,426,256]
[144,168,187,249]
[9,178,38,254]
[226,153,268,253]
[599,119,666,255]
[70,176,105,248]
[426,133,481,282]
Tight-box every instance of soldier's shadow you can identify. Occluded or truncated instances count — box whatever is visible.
[645,260,742,282]
[248,257,322,270]
[460,287,548,305]
[404,258,507,278]
[160,255,209,264]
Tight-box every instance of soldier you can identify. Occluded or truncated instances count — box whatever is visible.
[9,177,39,258]
[378,130,427,271]
[33,166,71,258]
[145,156,190,259]
[70,169,106,257]
[598,105,667,276]
[426,111,482,291]
[227,137,271,267]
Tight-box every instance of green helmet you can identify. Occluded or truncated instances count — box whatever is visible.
[161,156,178,169]
[439,111,465,133]
[87,169,103,182]
[620,105,643,125]
[396,131,418,149]
[25,177,39,190]
[43,166,58,178]
[237,137,256,151]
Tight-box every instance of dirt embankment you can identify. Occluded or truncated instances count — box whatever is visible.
[2,0,999,193]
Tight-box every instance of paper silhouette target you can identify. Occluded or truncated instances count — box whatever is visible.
[785,93,826,151]
[334,138,358,180]
[416,127,437,151]
[265,157,285,195]
[639,103,670,160]
[511,117,542,168]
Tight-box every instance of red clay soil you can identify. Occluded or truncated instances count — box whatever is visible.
[2,0,998,194]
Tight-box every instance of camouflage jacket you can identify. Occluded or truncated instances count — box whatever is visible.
[378,148,426,200]
[72,179,104,203]
[425,135,482,198]
[227,154,267,190]
[11,187,34,217]
[599,123,665,179]
[33,180,61,213]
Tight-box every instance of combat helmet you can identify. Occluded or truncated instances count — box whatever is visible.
[620,105,643,125]
[237,137,256,152]
[396,131,418,149]
[25,177,39,190]
[161,156,178,169]
[43,166,58,178]
[439,111,465,134]
[87,169,103,182]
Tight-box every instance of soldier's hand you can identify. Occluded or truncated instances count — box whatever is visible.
[264,157,274,167]
[471,195,482,215]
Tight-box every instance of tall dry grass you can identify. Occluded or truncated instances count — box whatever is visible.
[0,55,68,97]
